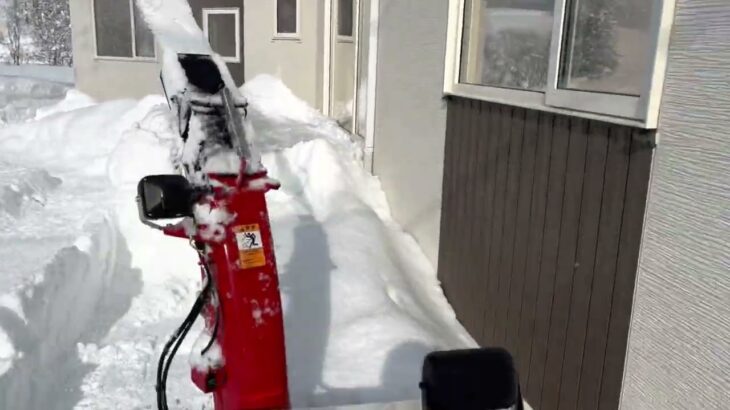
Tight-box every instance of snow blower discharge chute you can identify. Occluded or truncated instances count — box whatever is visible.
[136,54,526,410]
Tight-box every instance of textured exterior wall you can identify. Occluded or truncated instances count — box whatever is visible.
[70,0,163,100]
[620,1,730,408]
[372,0,449,268]
[243,0,324,109]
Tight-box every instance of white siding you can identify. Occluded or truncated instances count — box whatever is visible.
[243,0,324,109]
[620,0,730,408]
[372,0,449,268]
[69,0,162,100]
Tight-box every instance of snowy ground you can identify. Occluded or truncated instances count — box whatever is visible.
[0,72,474,409]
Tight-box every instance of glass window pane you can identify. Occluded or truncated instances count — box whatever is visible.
[559,0,654,96]
[94,0,133,57]
[459,0,555,91]
[207,12,238,59]
[338,0,353,37]
[277,0,297,34]
[133,2,155,58]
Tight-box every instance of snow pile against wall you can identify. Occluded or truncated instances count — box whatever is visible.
[241,74,357,156]
[0,74,72,124]
[34,90,96,120]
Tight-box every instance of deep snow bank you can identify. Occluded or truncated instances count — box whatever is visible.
[0,217,142,410]
[0,76,71,124]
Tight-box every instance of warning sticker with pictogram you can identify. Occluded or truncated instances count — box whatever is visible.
[234,224,266,269]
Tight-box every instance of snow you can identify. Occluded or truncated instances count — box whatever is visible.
[0,2,476,408]
[193,202,235,242]
[0,70,74,124]
[0,72,475,408]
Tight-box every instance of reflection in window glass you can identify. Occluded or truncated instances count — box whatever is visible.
[133,2,155,58]
[94,0,133,57]
[338,0,353,37]
[207,12,238,60]
[459,0,554,91]
[560,0,653,96]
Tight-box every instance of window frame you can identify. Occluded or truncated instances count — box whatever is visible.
[202,7,242,64]
[91,0,157,62]
[444,0,677,129]
[273,0,301,41]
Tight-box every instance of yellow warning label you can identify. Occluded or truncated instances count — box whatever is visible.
[233,224,266,269]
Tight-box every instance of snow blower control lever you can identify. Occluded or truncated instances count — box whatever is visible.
[137,54,290,410]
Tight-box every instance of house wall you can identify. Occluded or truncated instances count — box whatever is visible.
[619,1,730,408]
[372,0,450,268]
[69,0,162,100]
[439,97,653,410]
[243,0,324,109]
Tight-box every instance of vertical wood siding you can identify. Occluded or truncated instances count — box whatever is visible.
[438,97,654,410]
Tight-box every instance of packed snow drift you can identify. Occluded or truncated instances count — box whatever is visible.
[0,64,76,125]
[0,72,474,409]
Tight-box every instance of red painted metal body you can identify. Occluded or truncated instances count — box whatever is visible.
[166,172,290,410]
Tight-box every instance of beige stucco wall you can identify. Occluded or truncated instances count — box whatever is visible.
[71,0,324,105]
[372,0,449,268]
[243,0,324,110]
[69,0,163,100]
[619,0,730,408]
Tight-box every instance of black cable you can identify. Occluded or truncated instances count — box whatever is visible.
[161,297,204,408]
[201,305,220,356]
[156,263,213,410]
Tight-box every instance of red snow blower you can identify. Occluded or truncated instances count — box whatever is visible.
[136,54,525,410]
[137,54,289,410]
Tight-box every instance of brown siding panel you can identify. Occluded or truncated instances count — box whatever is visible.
[482,105,514,345]
[558,121,611,410]
[577,127,632,410]
[516,112,555,381]
[598,131,653,410]
[438,97,653,410]
[540,118,590,410]
[505,109,540,356]
[494,107,526,347]
[526,114,570,404]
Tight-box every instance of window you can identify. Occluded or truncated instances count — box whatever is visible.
[203,8,241,63]
[445,0,676,128]
[459,0,555,91]
[276,0,299,38]
[93,0,156,59]
[338,0,354,38]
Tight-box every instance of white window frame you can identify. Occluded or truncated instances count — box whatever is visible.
[203,7,242,63]
[273,0,301,40]
[444,0,677,129]
[91,0,157,62]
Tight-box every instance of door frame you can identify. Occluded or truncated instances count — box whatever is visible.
[322,0,380,170]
